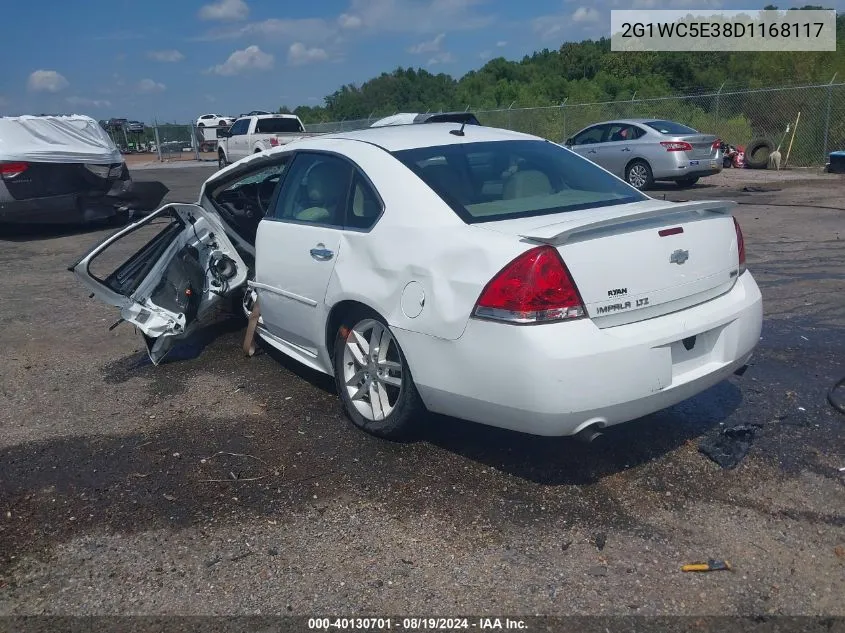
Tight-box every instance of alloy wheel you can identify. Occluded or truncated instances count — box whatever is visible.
[628,164,648,189]
[341,319,404,421]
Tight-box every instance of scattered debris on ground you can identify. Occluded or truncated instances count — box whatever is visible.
[682,560,733,573]
[698,424,761,469]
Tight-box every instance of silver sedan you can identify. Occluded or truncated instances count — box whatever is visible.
[564,119,722,190]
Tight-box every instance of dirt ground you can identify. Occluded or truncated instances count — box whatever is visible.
[0,168,843,618]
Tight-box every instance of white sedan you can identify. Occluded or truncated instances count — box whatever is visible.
[196,113,233,128]
[70,124,763,440]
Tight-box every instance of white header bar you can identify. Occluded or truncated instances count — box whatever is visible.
[610,9,837,52]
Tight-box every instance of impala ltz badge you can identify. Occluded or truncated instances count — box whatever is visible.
[670,249,689,265]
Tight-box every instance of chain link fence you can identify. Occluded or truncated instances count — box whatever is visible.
[149,123,229,163]
[302,82,845,167]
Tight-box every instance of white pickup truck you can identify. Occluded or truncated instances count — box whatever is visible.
[217,114,317,168]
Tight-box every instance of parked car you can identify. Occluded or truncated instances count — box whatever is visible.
[564,119,723,189]
[106,118,128,131]
[240,110,272,117]
[70,123,761,441]
[370,111,482,128]
[127,121,145,133]
[0,114,146,224]
[216,114,319,168]
[196,114,233,128]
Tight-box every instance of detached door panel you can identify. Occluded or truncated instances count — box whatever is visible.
[70,203,248,364]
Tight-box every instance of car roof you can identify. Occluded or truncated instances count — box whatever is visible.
[588,118,690,126]
[204,123,547,187]
[250,113,298,119]
[311,122,541,152]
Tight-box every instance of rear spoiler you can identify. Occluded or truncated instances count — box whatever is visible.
[519,200,736,246]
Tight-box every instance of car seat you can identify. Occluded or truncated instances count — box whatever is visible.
[502,170,553,199]
[296,161,348,223]
[420,163,473,205]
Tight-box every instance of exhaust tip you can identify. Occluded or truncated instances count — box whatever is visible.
[574,423,605,444]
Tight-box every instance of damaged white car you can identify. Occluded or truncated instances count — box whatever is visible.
[70,123,763,440]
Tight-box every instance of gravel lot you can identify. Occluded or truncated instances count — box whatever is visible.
[0,166,843,617]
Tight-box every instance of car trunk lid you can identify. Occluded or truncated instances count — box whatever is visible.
[479,199,742,327]
[675,134,718,158]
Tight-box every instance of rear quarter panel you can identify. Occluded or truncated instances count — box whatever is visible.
[318,139,526,341]
[636,138,678,179]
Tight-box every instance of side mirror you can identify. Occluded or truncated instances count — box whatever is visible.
[217,129,230,138]
[564,138,573,147]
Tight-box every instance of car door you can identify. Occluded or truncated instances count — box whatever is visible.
[568,124,609,167]
[252,152,353,357]
[600,123,646,177]
[227,119,250,162]
[69,203,248,364]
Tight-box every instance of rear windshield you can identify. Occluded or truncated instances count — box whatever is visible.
[644,120,698,135]
[422,113,481,125]
[391,139,647,223]
[255,117,304,134]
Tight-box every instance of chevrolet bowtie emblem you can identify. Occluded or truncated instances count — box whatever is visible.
[670,249,689,265]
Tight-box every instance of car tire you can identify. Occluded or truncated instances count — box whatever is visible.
[333,310,423,439]
[218,153,228,170]
[744,138,774,169]
[625,159,654,190]
[676,176,700,188]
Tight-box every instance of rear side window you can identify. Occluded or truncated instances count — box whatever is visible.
[392,139,647,223]
[270,153,353,227]
[255,117,305,134]
[644,120,697,135]
[346,174,382,230]
[606,124,646,142]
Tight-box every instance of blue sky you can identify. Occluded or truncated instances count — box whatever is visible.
[1,0,841,123]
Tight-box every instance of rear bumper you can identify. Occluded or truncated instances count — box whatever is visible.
[0,194,116,224]
[652,152,722,181]
[0,177,137,225]
[394,272,762,436]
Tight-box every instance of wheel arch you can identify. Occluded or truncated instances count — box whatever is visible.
[325,299,388,361]
[624,156,652,175]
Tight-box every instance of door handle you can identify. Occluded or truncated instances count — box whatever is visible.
[310,244,334,261]
[621,147,631,152]
[588,149,597,154]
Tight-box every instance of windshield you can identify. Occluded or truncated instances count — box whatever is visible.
[255,117,304,134]
[644,120,698,135]
[391,140,647,223]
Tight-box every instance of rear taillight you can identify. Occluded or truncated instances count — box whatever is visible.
[0,162,29,180]
[712,138,722,151]
[733,217,746,275]
[472,245,586,324]
[660,141,693,152]
[269,137,279,147]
